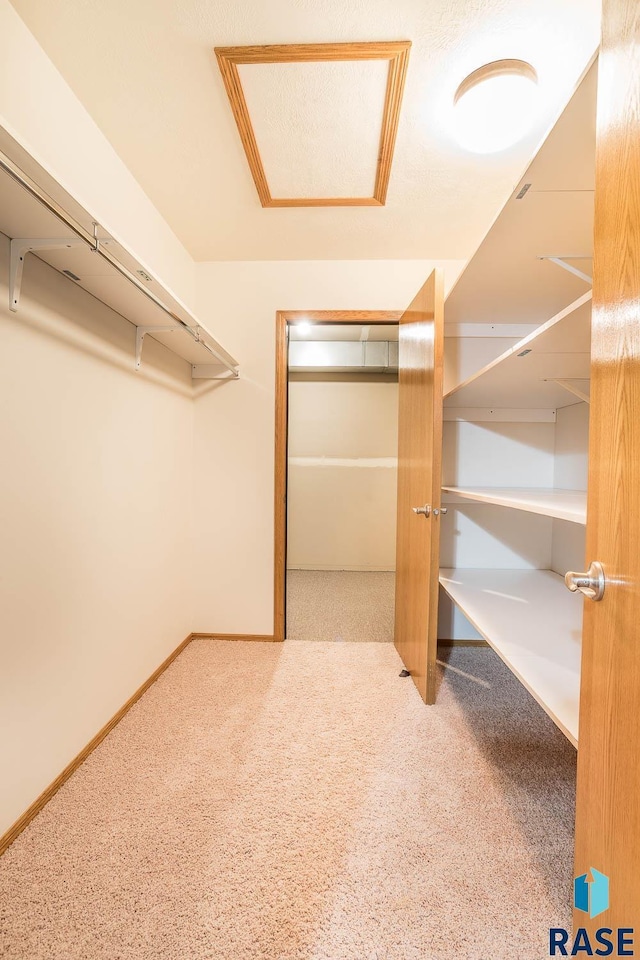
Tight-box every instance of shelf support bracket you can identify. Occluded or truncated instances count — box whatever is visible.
[135,325,182,370]
[537,255,593,284]
[9,238,88,312]
[545,378,591,404]
[191,364,240,380]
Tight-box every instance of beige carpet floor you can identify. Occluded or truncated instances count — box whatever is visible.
[0,640,576,960]
[287,570,395,641]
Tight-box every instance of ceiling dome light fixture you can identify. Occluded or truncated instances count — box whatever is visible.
[453,59,538,154]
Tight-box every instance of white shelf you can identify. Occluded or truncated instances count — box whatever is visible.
[444,291,592,410]
[0,131,238,380]
[442,486,586,524]
[439,568,582,745]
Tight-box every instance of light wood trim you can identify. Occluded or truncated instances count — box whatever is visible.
[215,42,412,64]
[192,633,278,642]
[266,197,383,208]
[574,0,640,931]
[216,46,271,205]
[274,309,404,641]
[0,633,194,858]
[376,41,411,205]
[274,311,289,640]
[438,639,489,647]
[215,42,411,208]
[394,271,445,704]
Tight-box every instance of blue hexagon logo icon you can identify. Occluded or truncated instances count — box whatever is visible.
[574,868,610,919]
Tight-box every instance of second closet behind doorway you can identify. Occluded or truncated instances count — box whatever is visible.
[286,322,399,642]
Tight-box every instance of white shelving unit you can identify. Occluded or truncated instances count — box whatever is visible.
[439,302,590,744]
[441,486,586,524]
[439,569,581,745]
[444,291,592,411]
[438,63,595,747]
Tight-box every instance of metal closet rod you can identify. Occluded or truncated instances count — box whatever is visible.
[0,150,239,378]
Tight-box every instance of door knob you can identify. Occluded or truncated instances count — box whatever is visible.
[412,505,431,517]
[565,561,606,601]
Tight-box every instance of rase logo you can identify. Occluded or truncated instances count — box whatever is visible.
[575,869,610,919]
[549,869,635,957]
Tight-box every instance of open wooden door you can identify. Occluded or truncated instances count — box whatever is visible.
[394,270,445,704]
[573,0,640,931]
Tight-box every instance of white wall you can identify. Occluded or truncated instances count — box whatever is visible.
[551,401,589,575]
[439,393,557,640]
[192,259,465,634]
[440,504,554,570]
[551,519,586,577]
[287,380,398,570]
[0,238,194,837]
[438,398,591,637]
[553,401,589,489]
[442,419,556,488]
[288,381,398,458]
[444,335,521,394]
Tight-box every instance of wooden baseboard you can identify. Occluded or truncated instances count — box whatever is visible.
[197,634,485,646]
[199,635,484,646]
[438,639,489,647]
[192,633,280,642]
[0,632,194,858]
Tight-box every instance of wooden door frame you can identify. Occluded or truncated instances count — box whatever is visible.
[274,310,402,640]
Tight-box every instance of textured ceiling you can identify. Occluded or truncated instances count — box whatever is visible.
[8,0,601,262]
[240,60,388,198]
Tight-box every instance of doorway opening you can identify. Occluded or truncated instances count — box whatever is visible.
[274,311,401,641]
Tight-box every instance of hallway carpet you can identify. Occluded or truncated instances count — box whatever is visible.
[0,640,576,960]
[286,569,395,641]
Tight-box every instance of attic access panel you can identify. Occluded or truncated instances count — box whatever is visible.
[215,42,411,207]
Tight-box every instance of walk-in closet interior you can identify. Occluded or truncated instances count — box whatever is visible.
[1,0,639,951]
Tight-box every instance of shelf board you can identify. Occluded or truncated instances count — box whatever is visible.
[439,568,582,745]
[444,291,592,410]
[442,486,586,524]
[0,131,238,379]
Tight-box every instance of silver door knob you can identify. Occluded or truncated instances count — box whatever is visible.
[412,505,431,517]
[565,561,606,601]
[433,507,448,517]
